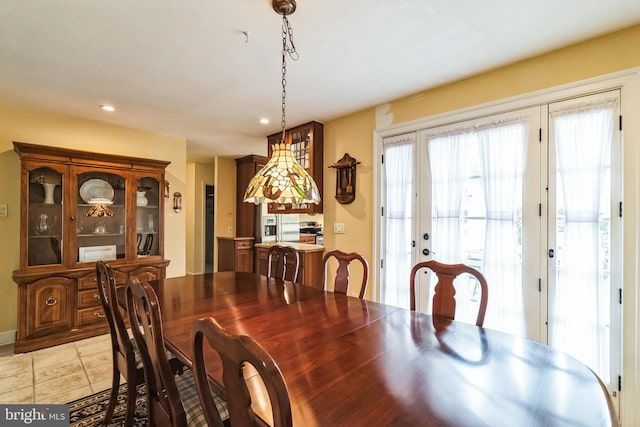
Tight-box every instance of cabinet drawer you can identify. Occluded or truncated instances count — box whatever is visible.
[129,266,161,283]
[78,270,127,290]
[25,277,74,338]
[235,240,254,249]
[77,306,107,327]
[299,235,316,244]
[77,289,102,309]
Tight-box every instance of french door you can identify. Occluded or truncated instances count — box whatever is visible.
[379,90,622,392]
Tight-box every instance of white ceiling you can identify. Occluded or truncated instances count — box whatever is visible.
[2,1,640,162]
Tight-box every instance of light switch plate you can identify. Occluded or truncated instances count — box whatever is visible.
[333,223,346,234]
[0,204,7,218]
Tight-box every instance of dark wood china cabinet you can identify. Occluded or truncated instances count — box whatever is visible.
[12,141,170,352]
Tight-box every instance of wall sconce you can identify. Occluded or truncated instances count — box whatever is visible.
[329,153,360,204]
[173,192,182,213]
[164,180,170,198]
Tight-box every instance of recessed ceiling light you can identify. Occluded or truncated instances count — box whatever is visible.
[100,104,115,112]
[259,118,269,125]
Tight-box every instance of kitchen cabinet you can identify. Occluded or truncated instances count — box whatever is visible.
[12,141,170,352]
[23,276,73,340]
[236,155,268,237]
[218,237,255,273]
[255,243,324,289]
[267,121,323,214]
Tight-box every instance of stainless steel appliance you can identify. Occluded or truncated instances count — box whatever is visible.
[255,204,300,243]
[276,213,300,242]
[256,214,277,243]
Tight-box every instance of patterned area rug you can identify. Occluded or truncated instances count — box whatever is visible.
[67,383,147,426]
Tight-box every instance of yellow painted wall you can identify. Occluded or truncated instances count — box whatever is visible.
[322,109,376,289]
[186,163,197,273]
[186,162,214,274]
[213,156,236,272]
[0,102,187,335]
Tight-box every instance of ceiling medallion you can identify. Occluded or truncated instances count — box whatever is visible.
[272,0,296,15]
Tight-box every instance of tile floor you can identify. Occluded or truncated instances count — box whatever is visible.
[0,333,119,404]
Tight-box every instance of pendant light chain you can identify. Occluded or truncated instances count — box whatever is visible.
[242,1,321,206]
[280,15,298,144]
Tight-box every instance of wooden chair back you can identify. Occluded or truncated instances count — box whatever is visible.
[322,250,369,298]
[125,277,187,427]
[96,260,143,426]
[410,260,488,327]
[267,246,300,282]
[192,317,292,427]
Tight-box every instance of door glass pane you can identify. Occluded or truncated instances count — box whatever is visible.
[28,167,63,266]
[426,120,526,334]
[380,133,415,308]
[76,172,126,262]
[549,93,618,383]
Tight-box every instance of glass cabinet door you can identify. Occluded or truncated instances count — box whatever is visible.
[74,170,127,264]
[27,166,64,267]
[136,176,161,257]
[290,126,311,169]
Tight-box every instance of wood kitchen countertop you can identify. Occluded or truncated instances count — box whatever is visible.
[254,241,324,253]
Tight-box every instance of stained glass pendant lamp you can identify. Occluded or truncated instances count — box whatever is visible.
[243,0,321,206]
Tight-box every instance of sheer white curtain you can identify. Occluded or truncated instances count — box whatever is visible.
[427,133,472,263]
[478,123,526,335]
[425,117,526,328]
[381,133,415,308]
[550,98,616,380]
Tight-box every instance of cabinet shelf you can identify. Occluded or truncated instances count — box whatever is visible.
[77,233,124,237]
[29,234,63,239]
[77,203,125,208]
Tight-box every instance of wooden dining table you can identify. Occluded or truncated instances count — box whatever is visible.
[141,271,614,427]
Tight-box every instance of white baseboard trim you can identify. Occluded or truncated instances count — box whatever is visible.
[0,329,16,346]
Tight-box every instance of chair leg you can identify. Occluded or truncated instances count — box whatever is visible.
[104,363,120,425]
[124,380,137,427]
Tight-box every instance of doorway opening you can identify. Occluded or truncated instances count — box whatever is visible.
[205,185,215,273]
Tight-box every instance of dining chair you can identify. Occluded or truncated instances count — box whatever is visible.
[192,317,293,427]
[137,234,153,256]
[409,260,488,327]
[267,245,300,282]
[96,260,145,427]
[322,250,369,298]
[125,277,229,427]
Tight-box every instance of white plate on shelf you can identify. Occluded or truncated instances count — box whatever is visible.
[79,179,114,204]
